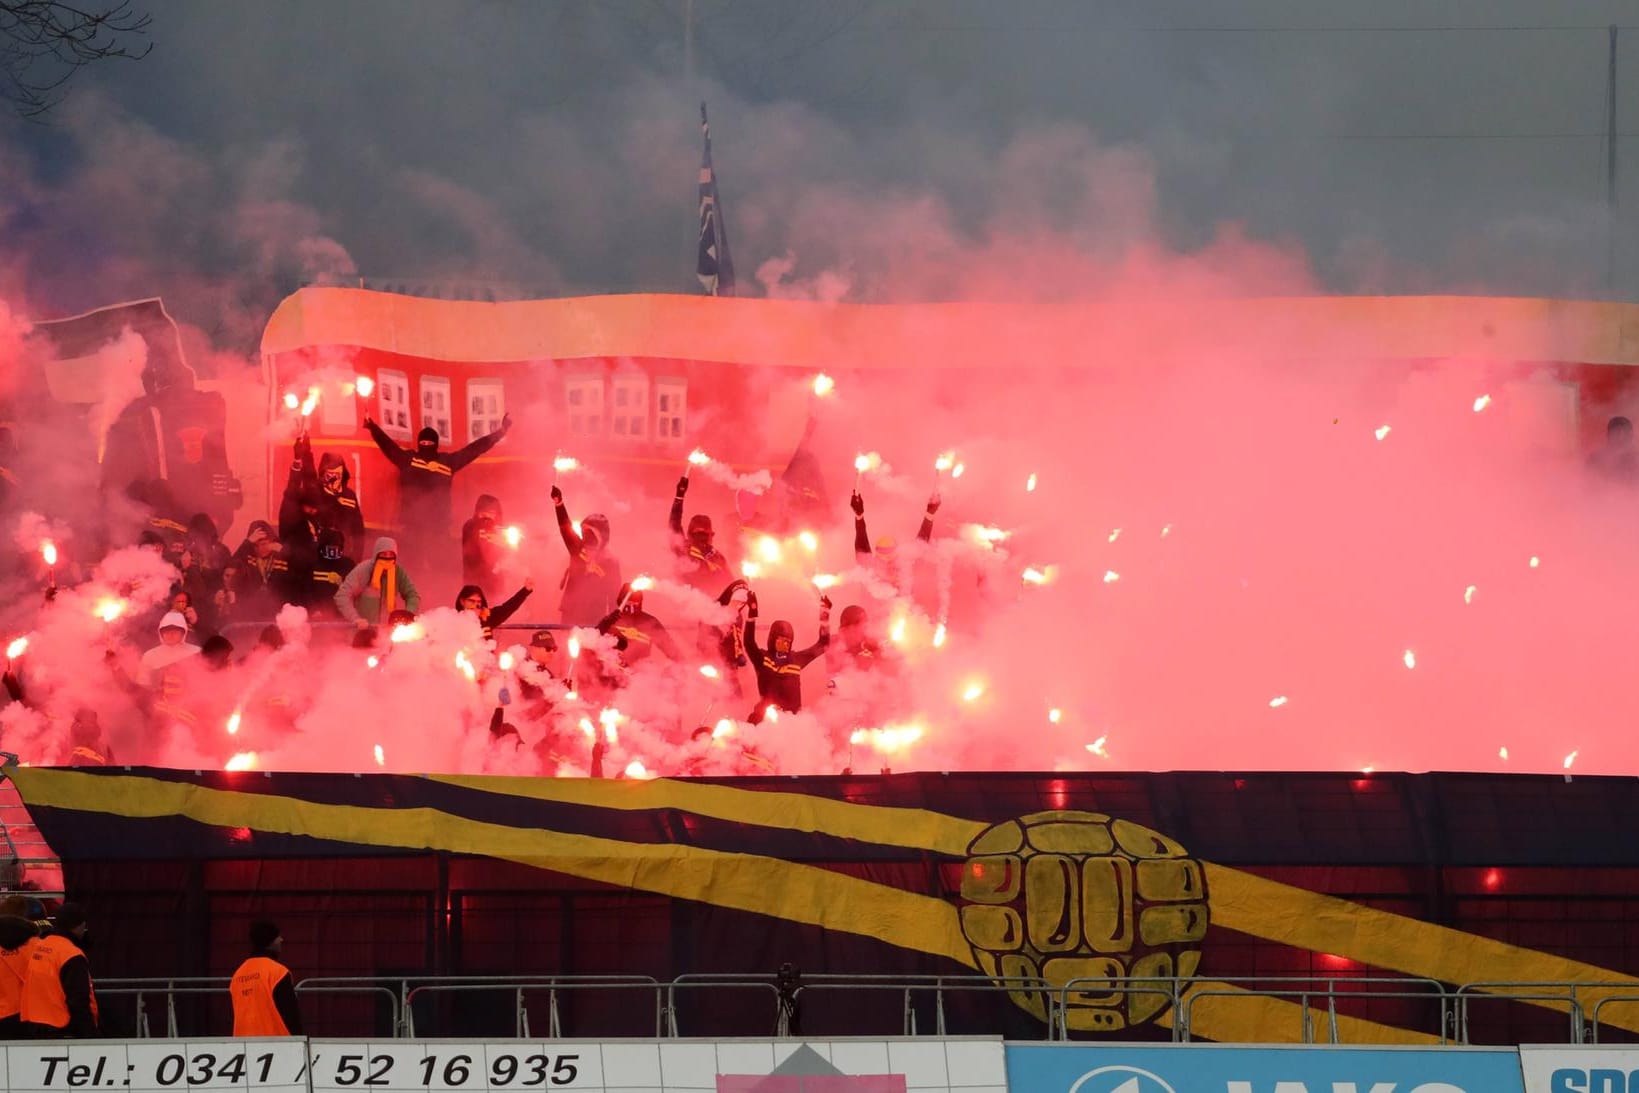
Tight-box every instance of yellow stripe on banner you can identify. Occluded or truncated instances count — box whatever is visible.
[1155,982,1445,1046]
[1207,863,1639,1034]
[428,773,988,857]
[13,770,975,968]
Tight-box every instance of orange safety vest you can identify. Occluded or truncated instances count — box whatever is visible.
[230,956,291,1036]
[0,938,36,1019]
[20,935,97,1029]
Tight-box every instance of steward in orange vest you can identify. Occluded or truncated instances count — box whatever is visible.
[20,904,98,1038]
[230,922,302,1036]
[0,896,41,1038]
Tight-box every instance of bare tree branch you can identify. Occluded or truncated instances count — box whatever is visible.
[0,1,151,119]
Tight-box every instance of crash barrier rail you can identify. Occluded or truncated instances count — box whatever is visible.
[218,620,572,644]
[75,973,1639,1043]
[0,757,64,902]
[403,976,663,1039]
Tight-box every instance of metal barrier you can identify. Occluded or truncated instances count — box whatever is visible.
[97,978,233,1038]
[67,972,1639,1043]
[293,977,409,1038]
[403,976,662,1039]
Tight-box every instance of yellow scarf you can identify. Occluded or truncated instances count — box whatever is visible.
[369,557,397,624]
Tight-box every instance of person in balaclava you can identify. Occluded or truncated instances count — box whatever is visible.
[283,429,367,559]
[744,589,831,723]
[827,603,895,676]
[228,521,289,620]
[669,474,732,594]
[851,489,939,565]
[461,494,507,589]
[364,413,511,563]
[304,527,355,617]
[1589,414,1639,483]
[551,485,622,625]
[595,582,682,670]
[336,537,421,629]
[455,579,534,644]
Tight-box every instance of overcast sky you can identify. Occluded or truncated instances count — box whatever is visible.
[6,0,1639,349]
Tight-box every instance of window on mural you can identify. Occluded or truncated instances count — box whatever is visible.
[377,370,413,439]
[566,377,604,436]
[611,376,648,441]
[420,376,453,445]
[655,380,686,442]
[468,380,505,441]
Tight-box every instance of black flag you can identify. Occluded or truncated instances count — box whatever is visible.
[696,102,736,296]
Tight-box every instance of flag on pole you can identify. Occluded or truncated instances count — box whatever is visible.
[696,102,736,296]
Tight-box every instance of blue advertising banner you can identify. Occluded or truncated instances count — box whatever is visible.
[1004,1044,1527,1093]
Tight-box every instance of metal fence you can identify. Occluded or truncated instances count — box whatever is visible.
[81,972,1639,1045]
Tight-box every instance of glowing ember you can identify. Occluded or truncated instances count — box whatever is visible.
[40,541,56,566]
[1021,567,1051,586]
[712,719,735,739]
[567,636,581,659]
[1529,555,1541,568]
[1048,708,1062,724]
[756,537,782,564]
[850,724,925,752]
[1375,425,1392,441]
[390,622,425,643]
[564,691,578,702]
[1473,394,1492,413]
[552,455,580,473]
[498,652,515,672]
[93,598,125,623]
[366,656,380,669]
[951,463,965,478]
[1499,746,1509,760]
[1108,528,1122,543]
[282,392,299,410]
[454,650,477,681]
[503,525,523,548]
[1161,524,1173,537]
[961,681,985,703]
[966,525,1011,547]
[355,375,375,397]
[798,531,819,553]
[1026,473,1038,492]
[225,752,257,772]
[740,561,762,579]
[1086,735,1109,758]
[932,623,948,648]
[624,760,651,779]
[4,637,27,660]
[699,664,720,680]
[934,451,956,473]
[811,574,840,590]
[1269,696,1289,708]
[373,744,385,767]
[1102,570,1121,584]
[811,373,835,398]
[1402,649,1417,670]
[1464,585,1477,604]
[687,448,712,467]
[225,711,242,736]
[1564,749,1579,770]
[630,575,655,593]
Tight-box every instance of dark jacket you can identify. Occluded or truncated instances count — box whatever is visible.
[745,617,829,721]
[457,584,532,643]
[595,608,682,666]
[554,496,622,624]
[366,420,505,521]
[461,515,504,589]
[669,495,732,595]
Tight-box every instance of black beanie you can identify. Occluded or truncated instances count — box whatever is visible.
[249,920,281,951]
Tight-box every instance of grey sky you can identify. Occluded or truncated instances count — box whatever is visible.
[6,0,1639,349]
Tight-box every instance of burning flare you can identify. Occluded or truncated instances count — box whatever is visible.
[811,374,835,398]
[1047,708,1062,724]
[740,561,762,580]
[1473,394,1492,413]
[811,574,840,591]
[932,622,948,648]
[4,637,27,660]
[1086,735,1109,758]
[503,525,523,548]
[1374,425,1392,441]
[40,541,57,567]
[355,375,375,397]
[93,598,125,624]
[373,744,385,767]
[390,622,425,643]
[850,723,925,753]
[225,752,258,772]
[1025,473,1038,492]
[798,531,819,553]
[498,652,515,672]
[1402,649,1417,670]
[934,451,957,474]
[961,680,985,703]
[624,760,651,779]
[282,392,299,411]
[299,386,321,417]
[712,719,735,739]
[552,455,580,474]
[225,711,242,736]
[755,537,782,564]
[699,664,720,680]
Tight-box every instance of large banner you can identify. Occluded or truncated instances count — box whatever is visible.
[1004,1044,1527,1093]
[17,767,1639,1045]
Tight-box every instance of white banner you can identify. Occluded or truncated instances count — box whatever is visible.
[0,1038,309,1093]
[1520,1045,1639,1093]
